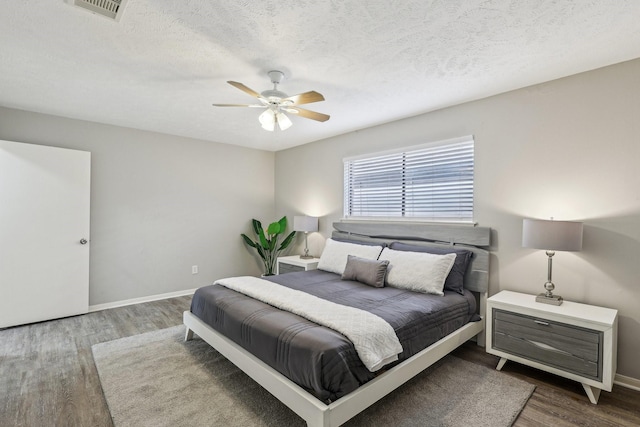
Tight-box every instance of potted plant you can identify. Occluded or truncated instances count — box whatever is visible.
[241,216,296,276]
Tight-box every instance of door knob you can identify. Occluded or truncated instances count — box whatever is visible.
[80,238,88,245]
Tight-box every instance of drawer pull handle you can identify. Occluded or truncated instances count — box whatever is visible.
[534,320,550,326]
[528,340,573,356]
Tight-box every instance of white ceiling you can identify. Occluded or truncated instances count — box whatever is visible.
[2,1,640,151]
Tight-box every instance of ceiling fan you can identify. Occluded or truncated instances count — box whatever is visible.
[213,70,330,131]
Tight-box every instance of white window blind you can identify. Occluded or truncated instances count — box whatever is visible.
[343,136,474,222]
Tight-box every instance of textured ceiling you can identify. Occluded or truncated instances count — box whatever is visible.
[2,1,640,151]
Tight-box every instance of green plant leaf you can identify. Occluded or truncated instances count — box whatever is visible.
[241,234,257,248]
[278,231,296,250]
[258,227,269,249]
[267,221,281,235]
[252,219,262,236]
[277,216,287,233]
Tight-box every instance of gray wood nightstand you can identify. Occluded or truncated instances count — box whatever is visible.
[276,255,320,275]
[486,290,617,404]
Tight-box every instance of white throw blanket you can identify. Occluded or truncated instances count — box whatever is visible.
[215,276,403,372]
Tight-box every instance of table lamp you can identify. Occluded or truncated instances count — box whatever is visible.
[522,218,583,305]
[293,215,318,259]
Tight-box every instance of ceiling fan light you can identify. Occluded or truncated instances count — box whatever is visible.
[276,111,292,131]
[259,109,275,131]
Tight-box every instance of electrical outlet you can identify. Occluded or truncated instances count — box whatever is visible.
[192,265,198,274]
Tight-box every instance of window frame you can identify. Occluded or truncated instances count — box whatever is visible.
[343,135,475,223]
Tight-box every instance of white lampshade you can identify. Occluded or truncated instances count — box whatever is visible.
[522,219,583,252]
[293,215,318,232]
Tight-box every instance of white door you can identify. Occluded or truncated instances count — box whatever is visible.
[0,140,90,328]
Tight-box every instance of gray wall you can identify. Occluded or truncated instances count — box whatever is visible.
[0,107,275,305]
[275,58,640,380]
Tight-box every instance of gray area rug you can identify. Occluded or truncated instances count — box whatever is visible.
[92,326,534,427]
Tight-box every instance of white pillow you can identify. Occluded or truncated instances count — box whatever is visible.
[317,239,384,275]
[379,248,456,295]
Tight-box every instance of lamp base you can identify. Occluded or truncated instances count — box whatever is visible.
[299,255,314,259]
[536,293,563,306]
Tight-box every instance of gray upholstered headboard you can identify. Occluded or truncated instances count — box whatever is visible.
[331,221,491,294]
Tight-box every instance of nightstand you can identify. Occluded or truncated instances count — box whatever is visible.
[486,290,617,404]
[276,255,320,275]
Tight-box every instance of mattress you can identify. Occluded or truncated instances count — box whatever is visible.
[190,269,478,402]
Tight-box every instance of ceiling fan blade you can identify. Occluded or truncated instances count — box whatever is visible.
[286,107,330,122]
[282,91,325,105]
[227,81,263,99]
[212,103,266,108]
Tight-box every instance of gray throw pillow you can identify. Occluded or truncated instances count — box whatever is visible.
[341,255,390,288]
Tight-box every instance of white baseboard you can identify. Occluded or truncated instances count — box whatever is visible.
[615,373,640,392]
[88,288,197,313]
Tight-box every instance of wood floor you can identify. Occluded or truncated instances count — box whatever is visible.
[453,344,640,427]
[1,296,638,427]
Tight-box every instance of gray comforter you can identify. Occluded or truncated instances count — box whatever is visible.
[190,269,478,402]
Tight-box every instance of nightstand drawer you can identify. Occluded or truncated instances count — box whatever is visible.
[493,309,602,380]
[278,263,305,274]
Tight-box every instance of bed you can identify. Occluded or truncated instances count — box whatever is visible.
[184,221,491,426]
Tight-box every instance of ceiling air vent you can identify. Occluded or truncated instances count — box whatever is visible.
[66,0,128,21]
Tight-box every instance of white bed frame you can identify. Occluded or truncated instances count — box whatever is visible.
[184,221,491,427]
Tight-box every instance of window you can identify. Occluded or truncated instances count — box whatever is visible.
[343,135,474,222]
